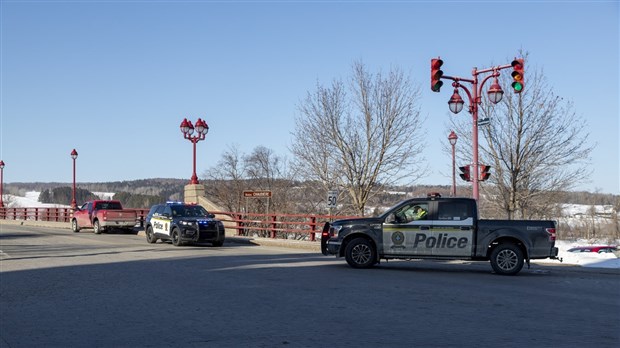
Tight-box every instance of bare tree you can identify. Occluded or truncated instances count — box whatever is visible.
[244,145,297,213]
[291,61,425,216]
[204,144,247,212]
[205,145,297,214]
[449,53,594,219]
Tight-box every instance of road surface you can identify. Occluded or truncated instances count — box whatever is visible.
[1,224,619,347]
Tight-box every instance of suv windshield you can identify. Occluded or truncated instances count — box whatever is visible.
[170,205,209,218]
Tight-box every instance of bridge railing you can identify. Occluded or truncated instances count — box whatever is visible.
[0,207,150,226]
[210,211,357,241]
[0,207,357,241]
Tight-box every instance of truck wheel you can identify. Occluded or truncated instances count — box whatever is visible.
[93,220,102,234]
[345,238,376,269]
[212,240,224,247]
[71,219,80,233]
[146,226,157,244]
[490,243,524,275]
[171,228,183,246]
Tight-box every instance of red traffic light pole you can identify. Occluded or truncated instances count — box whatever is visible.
[432,57,524,201]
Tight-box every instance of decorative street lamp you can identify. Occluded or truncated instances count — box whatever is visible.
[433,57,522,201]
[180,118,209,185]
[70,149,78,210]
[448,131,458,197]
[0,160,5,208]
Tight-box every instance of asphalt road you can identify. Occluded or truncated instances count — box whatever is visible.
[1,224,619,348]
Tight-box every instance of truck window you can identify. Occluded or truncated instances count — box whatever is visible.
[437,201,471,221]
[107,202,122,210]
[395,203,429,223]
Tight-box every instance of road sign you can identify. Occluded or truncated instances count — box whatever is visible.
[243,190,272,198]
[327,190,338,209]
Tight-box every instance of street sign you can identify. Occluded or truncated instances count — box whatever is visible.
[327,190,338,209]
[243,190,272,198]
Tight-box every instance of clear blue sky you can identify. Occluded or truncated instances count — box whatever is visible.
[1,0,618,195]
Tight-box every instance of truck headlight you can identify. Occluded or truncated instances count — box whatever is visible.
[331,225,344,237]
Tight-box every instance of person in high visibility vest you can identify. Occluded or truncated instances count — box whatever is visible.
[412,205,427,220]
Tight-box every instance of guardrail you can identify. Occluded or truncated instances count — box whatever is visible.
[0,207,150,226]
[0,207,356,241]
[210,211,356,241]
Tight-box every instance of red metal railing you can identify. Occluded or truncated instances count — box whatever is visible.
[0,208,150,225]
[0,207,356,241]
[210,211,356,241]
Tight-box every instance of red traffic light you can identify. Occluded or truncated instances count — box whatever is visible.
[431,58,444,92]
[479,165,491,181]
[511,58,524,93]
[459,165,471,182]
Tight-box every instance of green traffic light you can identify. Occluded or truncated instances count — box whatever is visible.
[512,81,523,92]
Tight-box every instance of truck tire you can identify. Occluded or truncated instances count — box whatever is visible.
[490,243,524,275]
[93,220,102,234]
[212,240,224,247]
[345,237,376,269]
[71,219,80,233]
[146,226,157,244]
[171,228,183,246]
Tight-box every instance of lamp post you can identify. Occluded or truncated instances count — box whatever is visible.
[180,118,209,185]
[448,131,458,197]
[0,160,5,208]
[70,149,78,210]
[435,58,518,201]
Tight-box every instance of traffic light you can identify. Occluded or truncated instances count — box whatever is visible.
[459,165,471,182]
[479,165,491,181]
[431,58,444,92]
[511,58,524,93]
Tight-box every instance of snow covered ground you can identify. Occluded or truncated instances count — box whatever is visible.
[2,191,619,269]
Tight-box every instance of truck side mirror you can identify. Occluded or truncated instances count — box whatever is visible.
[208,213,215,219]
[386,213,397,224]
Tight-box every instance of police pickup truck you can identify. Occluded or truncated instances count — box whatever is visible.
[321,194,559,275]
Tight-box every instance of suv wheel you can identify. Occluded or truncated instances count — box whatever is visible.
[345,238,376,269]
[171,228,183,246]
[146,226,157,244]
[490,243,524,275]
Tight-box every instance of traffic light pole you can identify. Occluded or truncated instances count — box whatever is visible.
[432,57,524,201]
[444,64,511,201]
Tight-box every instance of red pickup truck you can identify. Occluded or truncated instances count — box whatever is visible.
[71,200,138,234]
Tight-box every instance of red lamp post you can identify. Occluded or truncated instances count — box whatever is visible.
[432,57,520,201]
[180,118,209,185]
[0,160,5,208]
[70,149,78,210]
[448,131,458,197]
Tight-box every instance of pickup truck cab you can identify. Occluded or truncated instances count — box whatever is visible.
[321,194,559,275]
[71,200,138,234]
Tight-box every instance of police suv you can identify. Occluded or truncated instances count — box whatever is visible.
[321,194,559,275]
[144,202,225,247]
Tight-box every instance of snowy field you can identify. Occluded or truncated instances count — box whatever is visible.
[2,191,619,269]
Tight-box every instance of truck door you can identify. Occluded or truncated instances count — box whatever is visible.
[430,200,474,257]
[383,202,432,256]
[151,206,172,237]
[76,202,93,227]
